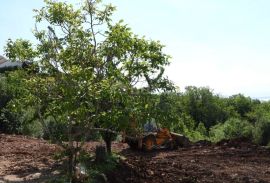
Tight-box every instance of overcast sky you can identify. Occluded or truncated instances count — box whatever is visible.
[1,0,270,99]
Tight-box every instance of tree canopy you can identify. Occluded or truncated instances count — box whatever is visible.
[3,0,173,180]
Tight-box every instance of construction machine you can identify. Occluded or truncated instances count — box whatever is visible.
[124,128,190,151]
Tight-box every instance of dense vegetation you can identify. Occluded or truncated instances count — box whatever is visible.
[1,0,270,182]
[2,74,270,146]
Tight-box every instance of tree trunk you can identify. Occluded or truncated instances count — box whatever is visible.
[67,120,76,182]
[102,132,114,154]
[68,149,73,182]
[105,138,112,154]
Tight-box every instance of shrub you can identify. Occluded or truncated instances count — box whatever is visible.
[43,117,68,141]
[0,108,21,134]
[170,113,195,134]
[210,118,253,142]
[187,122,208,142]
[21,119,43,138]
[253,114,270,146]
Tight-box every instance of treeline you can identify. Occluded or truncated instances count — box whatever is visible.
[1,74,270,146]
[154,86,270,145]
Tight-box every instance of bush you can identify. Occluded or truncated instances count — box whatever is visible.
[170,113,195,134]
[21,119,43,138]
[209,118,253,142]
[187,122,208,142]
[0,76,21,134]
[0,108,21,134]
[170,114,208,142]
[253,114,270,146]
[43,117,68,141]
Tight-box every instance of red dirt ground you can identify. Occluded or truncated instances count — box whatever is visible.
[0,134,270,183]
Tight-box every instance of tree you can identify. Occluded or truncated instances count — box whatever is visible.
[4,39,36,61]
[5,0,172,181]
[0,72,30,134]
[0,75,18,133]
[227,94,253,118]
[248,102,270,145]
[180,86,228,129]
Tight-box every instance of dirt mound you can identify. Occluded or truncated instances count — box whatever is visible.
[216,137,258,148]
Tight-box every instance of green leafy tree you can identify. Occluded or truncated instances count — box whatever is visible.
[0,72,27,134]
[4,39,36,61]
[155,92,180,127]
[0,76,19,133]
[5,0,172,180]
[227,94,253,118]
[180,86,228,129]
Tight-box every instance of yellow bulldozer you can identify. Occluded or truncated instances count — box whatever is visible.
[123,128,190,151]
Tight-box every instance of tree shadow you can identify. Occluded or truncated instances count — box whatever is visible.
[120,146,175,158]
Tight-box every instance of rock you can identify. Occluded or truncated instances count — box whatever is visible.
[52,170,61,175]
[231,173,238,179]
[147,170,154,175]
[28,172,41,179]
[3,175,22,182]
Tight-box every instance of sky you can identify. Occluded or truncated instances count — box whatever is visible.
[1,0,270,99]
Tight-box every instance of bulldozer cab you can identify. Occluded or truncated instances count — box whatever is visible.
[144,119,158,133]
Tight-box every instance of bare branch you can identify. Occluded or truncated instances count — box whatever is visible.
[86,0,97,54]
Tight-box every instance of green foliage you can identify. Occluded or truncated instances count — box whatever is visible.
[196,122,208,137]
[184,122,208,142]
[4,39,36,61]
[0,108,21,134]
[227,94,253,118]
[154,92,180,127]
[209,118,253,142]
[21,119,43,138]
[154,88,265,143]
[4,0,173,180]
[90,154,119,175]
[0,71,45,136]
[0,74,21,134]
[170,113,196,137]
[253,115,270,146]
[180,86,229,129]
[42,116,68,141]
[75,150,119,183]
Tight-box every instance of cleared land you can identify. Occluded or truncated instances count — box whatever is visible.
[0,134,270,183]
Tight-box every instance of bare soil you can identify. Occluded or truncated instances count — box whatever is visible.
[0,134,62,183]
[0,134,270,183]
[108,138,270,183]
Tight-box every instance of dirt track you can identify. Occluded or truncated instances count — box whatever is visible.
[0,134,270,183]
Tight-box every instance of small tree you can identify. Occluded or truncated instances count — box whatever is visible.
[5,0,172,181]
